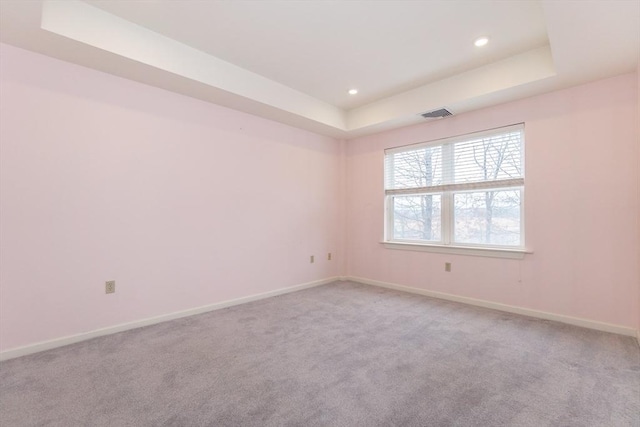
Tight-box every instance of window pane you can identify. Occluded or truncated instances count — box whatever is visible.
[392,194,441,241]
[386,146,442,190]
[453,189,521,246]
[453,131,523,184]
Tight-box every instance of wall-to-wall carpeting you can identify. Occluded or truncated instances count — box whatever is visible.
[1,281,638,426]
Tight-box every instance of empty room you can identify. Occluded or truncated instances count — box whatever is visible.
[0,0,639,426]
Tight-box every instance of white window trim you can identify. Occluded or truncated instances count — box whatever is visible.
[381,241,532,259]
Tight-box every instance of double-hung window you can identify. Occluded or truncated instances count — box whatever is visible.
[384,124,525,251]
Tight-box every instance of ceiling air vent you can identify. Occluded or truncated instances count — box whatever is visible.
[421,108,453,119]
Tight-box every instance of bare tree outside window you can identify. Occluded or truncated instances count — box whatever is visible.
[390,147,441,241]
[385,125,524,248]
[453,133,522,245]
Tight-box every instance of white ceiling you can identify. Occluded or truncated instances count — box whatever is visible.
[86,0,550,110]
[1,1,638,139]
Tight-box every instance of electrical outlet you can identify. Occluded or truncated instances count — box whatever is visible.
[310,255,314,263]
[328,253,332,261]
[445,262,452,272]
[105,280,115,294]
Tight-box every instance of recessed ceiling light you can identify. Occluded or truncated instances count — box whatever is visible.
[348,89,358,95]
[474,37,489,47]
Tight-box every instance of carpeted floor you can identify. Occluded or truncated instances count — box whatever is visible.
[1,281,639,426]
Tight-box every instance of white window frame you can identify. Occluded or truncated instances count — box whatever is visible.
[383,124,530,259]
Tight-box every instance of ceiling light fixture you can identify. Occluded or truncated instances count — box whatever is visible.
[474,37,489,47]
[348,89,358,95]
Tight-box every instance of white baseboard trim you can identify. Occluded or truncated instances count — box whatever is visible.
[0,276,338,362]
[348,276,639,338]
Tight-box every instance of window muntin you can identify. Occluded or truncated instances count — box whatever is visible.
[384,124,524,249]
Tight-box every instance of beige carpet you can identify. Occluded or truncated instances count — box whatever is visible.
[1,281,639,426]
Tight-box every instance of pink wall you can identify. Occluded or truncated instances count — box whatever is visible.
[347,73,640,330]
[0,44,344,352]
[1,43,638,354]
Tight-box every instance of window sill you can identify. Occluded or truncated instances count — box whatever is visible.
[381,241,532,259]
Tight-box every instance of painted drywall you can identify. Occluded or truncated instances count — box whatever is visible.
[1,43,638,355]
[637,66,640,335]
[347,73,640,330]
[0,44,344,352]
